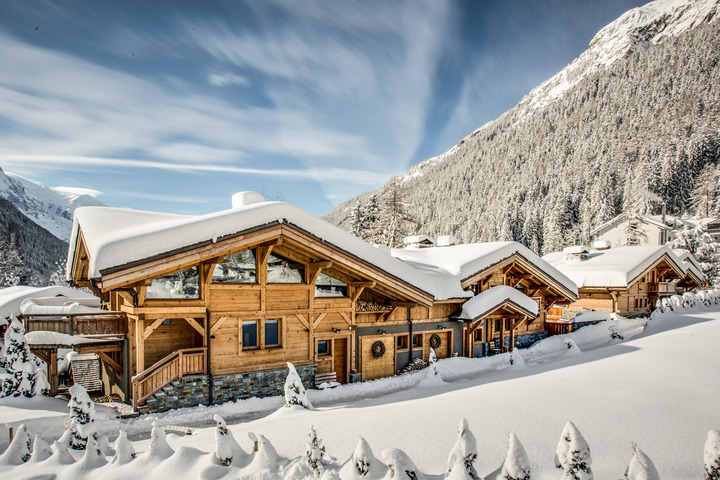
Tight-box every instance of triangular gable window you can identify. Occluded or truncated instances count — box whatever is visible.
[315,272,347,297]
[146,266,200,299]
[213,249,256,283]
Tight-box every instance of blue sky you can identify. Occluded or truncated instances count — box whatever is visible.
[0,0,646,216]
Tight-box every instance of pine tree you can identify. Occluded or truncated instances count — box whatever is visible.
[0,423,32,465]
[348,436,384,478]
[350,202,368,239]
[66,383,97,450]
[284,362,312,409]
[304,425,328,476]
[378,177,415,248]
[555,421,593,480]
[624,443,659,480]
[382,448,421,479]
[623,213,648,246]
[446,418,479,479]
[144,420,174,460]
[29,434,53,463]
[500,433,531,480]
[0,317,35,397]
[365,194,381,243]
[0,230,29,287]
[112,429,135,465]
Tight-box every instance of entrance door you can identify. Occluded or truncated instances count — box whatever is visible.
[333,338,347,383]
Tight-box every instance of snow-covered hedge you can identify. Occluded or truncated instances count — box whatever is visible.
[2,413,717,480]
[655,288,720,313]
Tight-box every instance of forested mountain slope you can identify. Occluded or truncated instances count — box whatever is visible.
[326,0,720,255]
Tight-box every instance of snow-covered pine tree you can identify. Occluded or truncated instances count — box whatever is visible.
[705,430,720,480]
[365,194,381,243]
[670,223,720,285]
[554,421,593,480]
[382,447,422,479]
[0,317,35,397]
[446,418,479,480]
[145,420,175,460]
[0,423,32,465]
[378,177,415,248]
[79,431,106,469]
[0,230,29,287]
[622,213,648,247]
[346,436,384,478]
[624,443,659,480]
[500,433,531,480]
[284,362,312,409]
[350,201,368,239]
[66,383,97,450]
[304,425,328,476]
[213,414,246,467]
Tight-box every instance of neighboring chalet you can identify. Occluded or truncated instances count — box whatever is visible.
[543,245,703,320]
[64,192,577,413]
[591,212,720,246]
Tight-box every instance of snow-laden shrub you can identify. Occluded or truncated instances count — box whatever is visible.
[705,430,720,480]
[285,362,312,409]
[682,292,697,308]
[50,439,76,465]
[417,348,445,387]
[624,443,659,480]
[0,423,32,465]
[555,421,593,480]
[0,318,35,398]
[382,447,422,479]
[446,418,479,479]
[245,433,286,475]
[79,432,107,469]
[112,429,135,465]
[213,414,248,467]
[340,436,386,479]
[144,420,174,460]
[67,383,97,450]
[500,433,531,480]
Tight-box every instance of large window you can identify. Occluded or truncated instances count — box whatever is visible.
[267,253,305,283]
[146,266,200,299]
[213,250,256,283]
[315,273,347,297]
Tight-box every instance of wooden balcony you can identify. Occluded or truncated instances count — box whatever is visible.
[647,282,677,296]
[22,312,127,337]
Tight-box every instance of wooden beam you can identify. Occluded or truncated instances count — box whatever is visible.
[294,313,310,330]
[312,312,327,329]
[32,348,50,364]
[379,307,396,322]
[97,351,123,376]
[338,312,352,327]
[351,282,376,303]
[74,343,124,354]
[183,317,206,337]
[143,317,165,340]
[211,316,229,336]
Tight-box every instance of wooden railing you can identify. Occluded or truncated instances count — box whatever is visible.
[132,347,207,410]
[23,313,127,337]
[648,282,676,295]
[546,321,573,336]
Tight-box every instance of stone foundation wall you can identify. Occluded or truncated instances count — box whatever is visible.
[137,364,316,415]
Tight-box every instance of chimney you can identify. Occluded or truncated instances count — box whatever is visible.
[403,235,435,248]
[232,191,265,208]
[592,240,611,251]
[563,245,589,261]
[436,235,458,247]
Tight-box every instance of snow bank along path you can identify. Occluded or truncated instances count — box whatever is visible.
[2,304,720,478]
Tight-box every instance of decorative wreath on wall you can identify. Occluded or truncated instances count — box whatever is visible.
[430,334,442,349]
[371,340,386,358]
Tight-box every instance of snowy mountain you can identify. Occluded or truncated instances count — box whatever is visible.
[0,167,104,242]
[326,0,720,254]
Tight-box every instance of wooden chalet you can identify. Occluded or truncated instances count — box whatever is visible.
[543,245,702,319]
[64,192,578,412]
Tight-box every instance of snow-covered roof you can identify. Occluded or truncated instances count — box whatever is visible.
[24,331,121,346]
[543,245,686,288]
[391,242,578,299]
[673,249,705,283]
[0,286,99,322]
[591,212,694,236]
[68,200,465,301]
[20,297,108,317]
[457,285,539,321]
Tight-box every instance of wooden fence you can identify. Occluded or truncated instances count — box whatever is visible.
[132,347,207,409]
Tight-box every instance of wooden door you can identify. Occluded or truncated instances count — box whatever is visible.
[333,338,348,383]
[361,336,395,381]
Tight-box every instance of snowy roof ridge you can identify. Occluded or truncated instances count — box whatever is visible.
[543,245,687,288]
[391,242,578,299]
[457,285,539,321]
[69,201,466,300]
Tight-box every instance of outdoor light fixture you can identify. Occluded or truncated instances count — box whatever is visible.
[332,328,341,333]
[377,329,387,334]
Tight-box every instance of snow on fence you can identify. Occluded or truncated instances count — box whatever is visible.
[654,288,720,313]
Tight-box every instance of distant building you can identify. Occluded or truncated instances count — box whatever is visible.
[591,212,720,247]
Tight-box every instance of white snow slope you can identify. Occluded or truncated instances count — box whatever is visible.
[1,304,719,479]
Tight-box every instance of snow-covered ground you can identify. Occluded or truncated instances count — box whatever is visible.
[2,305,720,479]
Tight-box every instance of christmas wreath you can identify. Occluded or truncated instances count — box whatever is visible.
[430,333,442,349]
[371,340,386,358]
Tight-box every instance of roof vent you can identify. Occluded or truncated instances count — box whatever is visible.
[232,191,265,208]
[437,235,458,247]
[592,240,612,250]
[563,245,589,261]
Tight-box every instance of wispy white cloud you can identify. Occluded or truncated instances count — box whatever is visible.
[52,186,103,198]
[207,72,250,87]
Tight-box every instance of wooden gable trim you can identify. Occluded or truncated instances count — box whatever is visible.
[462,299,538,323]
[460,253,577,302]
[626,254,686,289]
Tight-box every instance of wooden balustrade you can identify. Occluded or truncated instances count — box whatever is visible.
[23,313,127,336]
[132,347,207,410]
[546,321,573,336]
